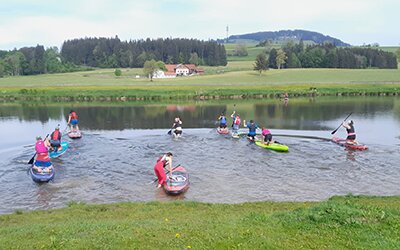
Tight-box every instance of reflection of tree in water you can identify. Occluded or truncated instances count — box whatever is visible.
[0,97,397,130]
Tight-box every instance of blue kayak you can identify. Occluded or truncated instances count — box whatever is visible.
[49,142,69,158]
[30,165,55,182]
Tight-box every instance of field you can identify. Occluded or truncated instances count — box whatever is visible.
[0,195,399,249]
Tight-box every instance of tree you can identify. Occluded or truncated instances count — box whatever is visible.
[396,48,400,63]
[143,60,165,81]
[233,43,248,56]
[114,69,122,76]
[276,49,287,69]
[189,52,200,65]
[268,48,277,69]
[0,60,5,77]
[253,53,268,75]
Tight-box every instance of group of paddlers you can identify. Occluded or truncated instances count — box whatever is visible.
[31,110,79,173]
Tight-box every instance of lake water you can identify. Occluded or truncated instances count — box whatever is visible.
[0,96,399,214]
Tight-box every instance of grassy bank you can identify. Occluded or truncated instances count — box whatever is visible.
[0,195,399,249]
[1,67,400,101]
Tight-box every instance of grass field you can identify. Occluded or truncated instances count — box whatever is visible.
[0,195,399,249]
[1,67,399,101]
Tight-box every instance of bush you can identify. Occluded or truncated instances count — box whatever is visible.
[114,69,122,76]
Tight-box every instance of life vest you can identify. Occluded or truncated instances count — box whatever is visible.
[71,112,78,120]
[346,125,356,136]
[35,139,48,154]
[51,130,60,140]
[36,152,50,162]
[220,116,227,124]
[157,155,170,166]
[248,123,256,133]
[262,129,271,136]
[234,117,241,125]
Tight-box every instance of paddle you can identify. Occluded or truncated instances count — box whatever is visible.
[331,112,352,135]
[151,164,181,184]
[28,134,49,165]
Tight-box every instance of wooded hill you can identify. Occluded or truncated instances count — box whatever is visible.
[223,29,350,47]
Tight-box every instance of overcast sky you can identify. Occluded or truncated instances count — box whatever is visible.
[1,0,399,50]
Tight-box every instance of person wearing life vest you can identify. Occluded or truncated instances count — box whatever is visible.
[50,127,62,152]
[154,152,173,188]
[67,110,79,131]
[243,119,259,141]
[261,127,274,145]
[172,117,183,137]
[231,112,241,134]
[218,112,227,129]
[342,120,357,144]
[33,136,53,173]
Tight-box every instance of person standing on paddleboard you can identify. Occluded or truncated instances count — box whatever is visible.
[244,119,259,141]
[231,111,241,135]
[154,152,173,188]
[67,110,79,131]
[342,120,357,144]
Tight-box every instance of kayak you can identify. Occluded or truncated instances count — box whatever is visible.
[49,142,69,158]
[255,140,289,152]
[30,165,55,182]
[332,137,368,150]
[217,127,229,134]
[68,130,82,139]
[163,165,190,195]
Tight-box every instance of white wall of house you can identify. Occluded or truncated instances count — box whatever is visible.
[153,70,176,78]
[175,65,189,76]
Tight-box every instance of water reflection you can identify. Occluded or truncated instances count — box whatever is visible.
[1,96,399,131]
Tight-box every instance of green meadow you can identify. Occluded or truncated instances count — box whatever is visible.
[1,195,399,249]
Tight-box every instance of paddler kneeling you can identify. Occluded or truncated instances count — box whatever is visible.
[342,120,357,145]
[261,127,274,145]
[154,152,173,188]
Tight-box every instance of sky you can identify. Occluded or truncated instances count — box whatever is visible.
[0,0,399,50]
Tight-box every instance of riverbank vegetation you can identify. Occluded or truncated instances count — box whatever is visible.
[0,195,399,249]
[1,66,399,101]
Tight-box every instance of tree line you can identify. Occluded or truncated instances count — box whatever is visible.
[0,45,88,77]
[60,37,227,68]
[266,41,398,69]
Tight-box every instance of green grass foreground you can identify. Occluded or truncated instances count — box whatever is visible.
[1,195,399,249]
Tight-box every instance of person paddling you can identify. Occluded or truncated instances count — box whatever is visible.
[231,112,241,135]
[32,136,53,173]
[217,112,227,129]
[171,117,183,137]
[50,126,62,152]
[261,127,274,145]
[342,120,357,144]
[67,110,79,131]
[243,119,259,141]
[154,152,173,188]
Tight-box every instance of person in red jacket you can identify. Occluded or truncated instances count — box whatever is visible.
[154,152,173,188]
[50,127,62,152]
[67,110,79,131]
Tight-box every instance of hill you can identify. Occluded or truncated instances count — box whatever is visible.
[224,29,350,46]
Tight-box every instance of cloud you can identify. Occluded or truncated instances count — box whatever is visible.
[0,0,399,49]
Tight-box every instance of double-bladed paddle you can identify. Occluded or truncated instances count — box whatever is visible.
[331,112,352,135]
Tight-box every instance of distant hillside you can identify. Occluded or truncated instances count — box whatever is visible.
[224,30,350,46]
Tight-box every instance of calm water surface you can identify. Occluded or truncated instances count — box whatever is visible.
[0,96,399,213]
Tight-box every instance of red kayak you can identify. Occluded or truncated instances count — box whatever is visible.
[163,166,190,195]
[332,137,368,150]
[217,127,229,134]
